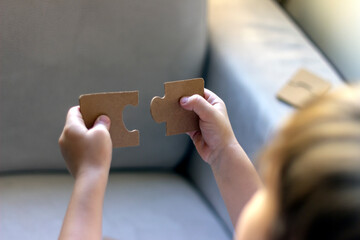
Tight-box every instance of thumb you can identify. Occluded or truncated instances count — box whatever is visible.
[180,94,214,120]
[93,115,111,131]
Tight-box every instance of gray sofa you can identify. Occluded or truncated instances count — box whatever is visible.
[0,0,343,239]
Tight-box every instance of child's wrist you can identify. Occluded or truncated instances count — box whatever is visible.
[209,139,240,170]
[75,165,110,182]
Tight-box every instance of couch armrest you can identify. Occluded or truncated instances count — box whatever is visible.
[206,0,343,159]
[187,0,343,232]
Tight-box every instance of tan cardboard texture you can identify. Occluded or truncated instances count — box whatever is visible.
[150,78,204,136]
[79,91,139,148]
[277,69,332,108]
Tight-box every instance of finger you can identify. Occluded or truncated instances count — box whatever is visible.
[59,106,86,145]
[204,88,213,100]
[65,106,85,127]
[204,88,223,106]
[180,94,214,120]
[186,130,198,140]
[93,115,111,131]
[190,131,204,153]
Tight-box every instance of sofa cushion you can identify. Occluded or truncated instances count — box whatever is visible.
[0,0,207,171]
[0,172,231,240]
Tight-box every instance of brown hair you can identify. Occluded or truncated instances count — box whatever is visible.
[260,85,360,240]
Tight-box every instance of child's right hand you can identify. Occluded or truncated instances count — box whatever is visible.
[180,88,238,167]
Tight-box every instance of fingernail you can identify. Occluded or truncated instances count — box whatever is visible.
[180,97,189,105]
[98,115,110,125]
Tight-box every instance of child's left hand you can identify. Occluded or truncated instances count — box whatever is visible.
[59,106,113,240]
[59,106,112,179]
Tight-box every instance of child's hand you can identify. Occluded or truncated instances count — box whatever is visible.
[180,89,238,166]
[181,89,261,227]
[59,106,112,179]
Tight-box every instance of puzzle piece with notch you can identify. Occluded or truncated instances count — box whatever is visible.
[150,78,204,136]
[277,69,332,108]
[79,91,139,148]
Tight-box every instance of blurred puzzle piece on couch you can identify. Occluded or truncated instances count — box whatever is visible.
[150,78,204,136]
[79,91,139,148]
[277,69,332,108]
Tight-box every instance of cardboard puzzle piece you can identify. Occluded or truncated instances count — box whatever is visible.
[79,91,139,148]
[150,78,204,136]
[277,69,332,108]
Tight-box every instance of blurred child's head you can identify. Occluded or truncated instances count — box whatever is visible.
[236,86,360,240]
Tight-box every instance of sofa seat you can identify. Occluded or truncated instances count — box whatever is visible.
[0,172,231,240]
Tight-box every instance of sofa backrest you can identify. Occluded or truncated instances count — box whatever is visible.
[0,0,207,172]
[284,0,360,83]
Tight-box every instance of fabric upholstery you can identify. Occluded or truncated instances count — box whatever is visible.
[187,151,233,232]
[206,0,343,160]
[0,0,207,171]
[0,172,231,240]
[285,0,360,82]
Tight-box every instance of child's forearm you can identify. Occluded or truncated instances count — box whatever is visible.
[59,169,109,240]
[210,142,262,227]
